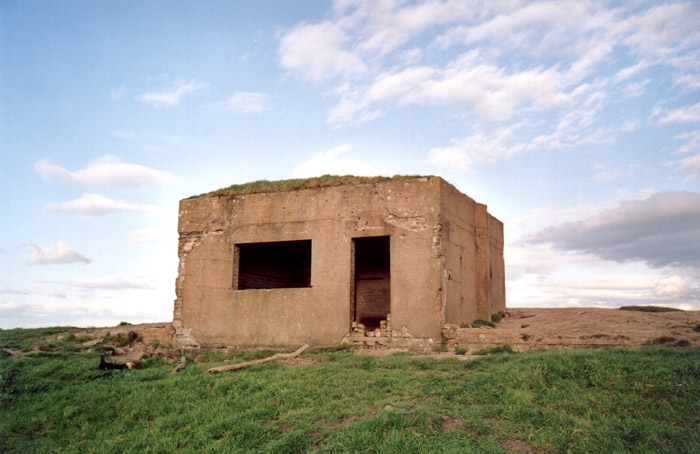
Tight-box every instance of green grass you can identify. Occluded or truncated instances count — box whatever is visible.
[2,328,700,453]
[474,345,515,355]
[189,175,427,198]
[619,305,682,313]
[0,326,77,352]
[470,319,496,328]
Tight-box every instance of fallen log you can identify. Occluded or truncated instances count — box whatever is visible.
[205,344,309,374]
[171,356,187,374]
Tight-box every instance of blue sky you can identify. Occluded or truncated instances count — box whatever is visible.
[1,0,699,328]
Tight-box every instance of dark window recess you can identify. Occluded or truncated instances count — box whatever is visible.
[353,236,390,330]
[237,240,311,289]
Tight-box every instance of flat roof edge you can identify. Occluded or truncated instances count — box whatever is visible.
[185,174,437,199]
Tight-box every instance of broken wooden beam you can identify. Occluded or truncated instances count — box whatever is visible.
[205,344,309,374]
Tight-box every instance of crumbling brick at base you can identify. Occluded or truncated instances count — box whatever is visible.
[349,313,417,339]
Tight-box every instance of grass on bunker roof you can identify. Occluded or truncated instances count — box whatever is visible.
[189,174,428,198]
[1,327,700,454]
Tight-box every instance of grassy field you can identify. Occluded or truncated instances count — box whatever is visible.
[1,328,699,453]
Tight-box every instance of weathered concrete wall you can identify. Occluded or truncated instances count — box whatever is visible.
[174,177,444,348]
[173,176,505,348]
[438,180,478,325]
[487,214,506,315]
[438,180,506,326]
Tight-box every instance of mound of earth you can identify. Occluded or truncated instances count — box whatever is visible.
[500,307,700,344]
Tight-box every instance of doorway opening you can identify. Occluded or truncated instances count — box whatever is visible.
[352,236,390,331]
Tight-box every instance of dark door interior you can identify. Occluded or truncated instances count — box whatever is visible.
[353,236,390,330]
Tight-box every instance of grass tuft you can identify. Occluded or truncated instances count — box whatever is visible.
[474,345,515,355]
[619,305,681,313]
[491,311,505,323]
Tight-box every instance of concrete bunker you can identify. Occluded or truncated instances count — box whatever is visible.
[172,175,505,348]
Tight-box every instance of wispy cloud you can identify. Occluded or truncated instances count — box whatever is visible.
[22,241,91,265]
[278,0,700,183]
[136,79,208,107]
[68,274,153,291]
[682,154,700,180]
[292,145,380,178]
[593,166,634,183]
[214,91,272,113]
[672,130,700,179]
[0,287,29,295]
[426,125,525,171]
[110,84,127,100]
[44,193,160,217]
[128,228,174,245]
[34,156,175,189]
[659,102,700,124]
[279,21,368,82]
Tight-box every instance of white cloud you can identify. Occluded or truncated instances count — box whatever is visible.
[291,145,380,178]
[329,55,571,124]
[674,130,700,155]
[524,191,700,268]
[614,60,651,82]
[674,130,700,179]
[426,86,608,170]
[279,0,700,155]
[619,2,700,61]
[0,296,166,329]
[279,21,367,82]
[682,153,700,179]
[508,270,700,309]
[593,167,633,183]
[506,240,699,309]
[44,193,160,217]
[675,73,700,90]
[619,119,639,132]
[34,156,175,189]
[426,126,525,171]
[659,102,700,124]
[136,79,208,107]
[128,228,174,245]
[68,274,153,291]
[0,287,29,295]
[0,301,21,311]
[22,241,91,265]
[653,275,693,297]
[214,91,272,113]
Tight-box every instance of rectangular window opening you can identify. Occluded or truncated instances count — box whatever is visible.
[236,240,311,290]
[353,236,390,331]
